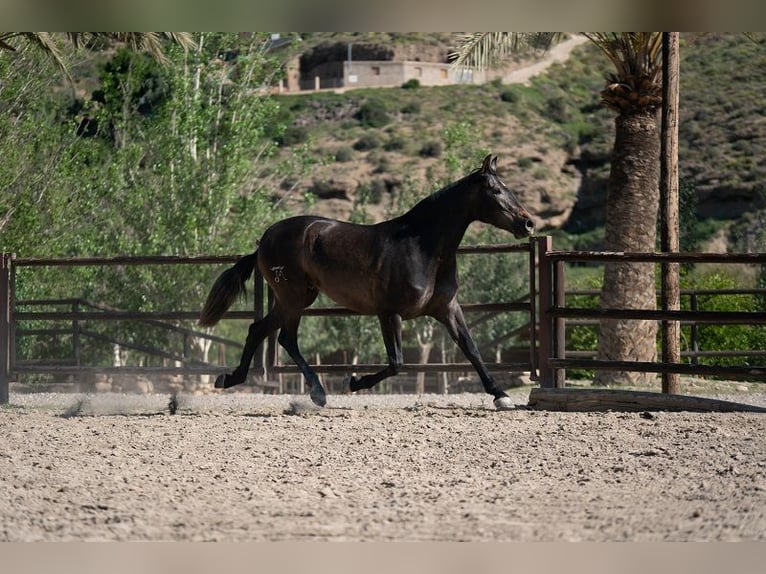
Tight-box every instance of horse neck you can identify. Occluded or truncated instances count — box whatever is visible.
[401,177,478,252]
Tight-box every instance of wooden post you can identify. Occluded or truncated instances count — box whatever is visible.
[690,292,699,366]
[72,300,81,367]
[528,238,538,380]
[553,259,566,388]
[266,287,278,385]
[536,236,554,388]
[660,32,681,394]
[1,253,12,404]
[253,267,265,373]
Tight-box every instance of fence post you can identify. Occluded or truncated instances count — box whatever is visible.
[690,292,699,366]
[528,238,538,380]
[72,300,81,367]
[1,253,13,404]
[536,236,554,388]
[252,267,265,374]
[265,287,277,385]
[553,259,566,388]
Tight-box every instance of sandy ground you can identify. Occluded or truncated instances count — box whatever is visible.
[1,387,765,542]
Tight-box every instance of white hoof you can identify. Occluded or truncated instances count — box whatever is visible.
[494,396,515,411]
[342,376,355,394]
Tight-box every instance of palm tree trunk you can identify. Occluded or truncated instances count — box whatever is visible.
[595,111,660,386]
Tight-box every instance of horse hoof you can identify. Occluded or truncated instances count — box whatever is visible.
[494,396,515,411]
[310,389,327,408]
[214,374,228,389]
[342,376,356,394]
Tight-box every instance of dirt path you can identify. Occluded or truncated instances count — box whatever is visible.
[1,391,764,541]
[502,35,589,85]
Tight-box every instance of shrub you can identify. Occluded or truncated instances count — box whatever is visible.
[334,146,354,162]
[383,135,406,152]
[545,96,570,123]
[401,79,420,90]
[372,156,391,174]
[401,101,421,114]
[355,99,389,128]
[353,134,381,151]
[681,270,766,369]
[277,125,309,146]
[418,141,443,158]
[500,88,520,103]
[517,157,534,169]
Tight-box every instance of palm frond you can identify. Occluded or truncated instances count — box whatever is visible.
[0,32,71,78]
[450,32,565,71]
[0,32,196,78]
[582,32,662,81]
[450,33,526,70]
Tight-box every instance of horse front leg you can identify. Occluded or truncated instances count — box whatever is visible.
[215,312,280,389]
[434,302,514,411]
[345,314,403,393]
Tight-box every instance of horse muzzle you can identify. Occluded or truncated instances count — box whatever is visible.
[512,217,535,239]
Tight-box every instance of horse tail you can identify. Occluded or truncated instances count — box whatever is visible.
[198,250,259,327]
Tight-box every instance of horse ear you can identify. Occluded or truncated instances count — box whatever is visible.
[490,155,498,173]
[480,154,494,174]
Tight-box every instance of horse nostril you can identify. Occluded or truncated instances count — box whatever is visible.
[525,219,535,232]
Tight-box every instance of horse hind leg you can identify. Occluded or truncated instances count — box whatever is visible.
[215,311,280,389]
[345,314,403,393]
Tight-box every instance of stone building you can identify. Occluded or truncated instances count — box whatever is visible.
[278,41,486,92]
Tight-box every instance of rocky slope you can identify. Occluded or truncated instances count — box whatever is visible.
[265,33,766,251]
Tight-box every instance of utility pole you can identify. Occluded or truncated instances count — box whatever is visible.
[660,32,681,394]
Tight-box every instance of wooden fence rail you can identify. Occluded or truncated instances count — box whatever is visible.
[3,240,766,403]
[1,243,536,401]
[535,244,766,387]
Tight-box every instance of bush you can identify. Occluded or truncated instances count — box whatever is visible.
[355,100,389,128]
[353,134,381,151]
[517,157,534,169]
[401,78,421,90]
[334,146,354,162]
[401,101,421,114]
[500,88,520,103]
[277,125,309,147]
[681,270,766,369]
[545,96,570,123]
[383,135,406,152]
[418,141,443,158]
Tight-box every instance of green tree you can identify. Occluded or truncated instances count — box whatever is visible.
[4,33,292,369]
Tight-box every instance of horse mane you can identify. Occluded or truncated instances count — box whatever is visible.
[402,168,482,222]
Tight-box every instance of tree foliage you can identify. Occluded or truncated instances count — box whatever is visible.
[2,33,292,366]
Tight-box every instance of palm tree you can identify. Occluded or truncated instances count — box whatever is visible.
[452,32,664,385]
[0,32,195,77]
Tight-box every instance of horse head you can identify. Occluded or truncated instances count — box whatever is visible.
[475,154,535,239]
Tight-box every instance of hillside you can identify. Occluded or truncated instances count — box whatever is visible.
[260,33,766,252]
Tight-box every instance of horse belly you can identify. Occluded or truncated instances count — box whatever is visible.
[311,273,378,314]
[312,268,431,318]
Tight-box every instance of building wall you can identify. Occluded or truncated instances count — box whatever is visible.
[344,61,485,88]
[297,60,486,91]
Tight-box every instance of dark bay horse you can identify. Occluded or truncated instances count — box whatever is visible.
[199,155,535,410]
